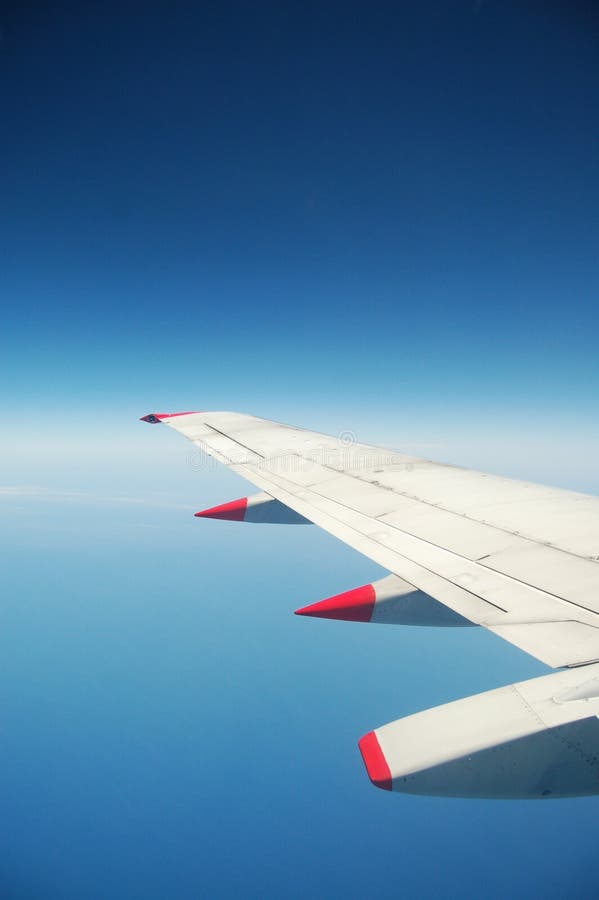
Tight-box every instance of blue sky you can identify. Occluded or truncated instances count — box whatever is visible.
[2,2,599,898]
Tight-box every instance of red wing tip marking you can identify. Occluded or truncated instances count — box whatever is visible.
[358,731,392,791]
[194,497,248,521]
[140,412,200,423]
[294,583,376,622]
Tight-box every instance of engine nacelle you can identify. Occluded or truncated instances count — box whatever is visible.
[359,662,599,798]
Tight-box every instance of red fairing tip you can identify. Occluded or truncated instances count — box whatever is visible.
[194,497,248,522]
[140,412,199,423]
[294,583,376,622]
[358,731,392,791]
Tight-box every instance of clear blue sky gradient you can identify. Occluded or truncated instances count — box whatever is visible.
[2,2,599,898]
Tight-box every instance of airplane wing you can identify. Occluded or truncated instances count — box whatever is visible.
[142,410,599,799]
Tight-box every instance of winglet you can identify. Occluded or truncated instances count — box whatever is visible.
[294,584,376,622]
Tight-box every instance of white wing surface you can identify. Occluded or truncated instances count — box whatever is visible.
[142,410,599,798]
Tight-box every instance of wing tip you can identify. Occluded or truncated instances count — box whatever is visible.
[140,411,201,423]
